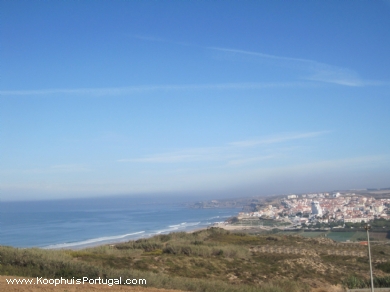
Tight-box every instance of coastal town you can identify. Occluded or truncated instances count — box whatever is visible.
[238,192,390,227]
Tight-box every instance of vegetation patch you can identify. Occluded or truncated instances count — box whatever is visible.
[1,228,390,291]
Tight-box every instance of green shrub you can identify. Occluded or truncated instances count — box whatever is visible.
[343,276,368,288]
[377,261,390,273]
[343,275,390,289]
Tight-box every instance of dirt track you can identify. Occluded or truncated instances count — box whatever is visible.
[0,276,183,292]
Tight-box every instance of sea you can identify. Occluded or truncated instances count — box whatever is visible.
[0,195,240,249]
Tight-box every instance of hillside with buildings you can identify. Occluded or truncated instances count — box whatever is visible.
[238,191,389,228]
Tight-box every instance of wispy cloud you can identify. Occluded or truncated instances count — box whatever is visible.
[3,36,383,97]
[208,47,316,64]
[3,39,382,96]
[229,131,329,147]
[129,35,379,87]
[306,66,372,87]
[208,47,377,87]
[0,82,307,96]
[118,131,328,164]
[137,35,390,87]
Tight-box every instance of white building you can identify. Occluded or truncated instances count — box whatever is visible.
[311,201,323,216]
[332,192,341,198]
[344,217,369,223]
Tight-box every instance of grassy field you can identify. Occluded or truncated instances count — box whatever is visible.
[277,230,389,243]
[278,230,350,241]
[1,228,390,291]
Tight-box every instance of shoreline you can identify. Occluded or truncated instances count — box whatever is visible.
[2,197,242,251]
[45,222,258,250]
[42,222,238,250]
[6,222,269,251]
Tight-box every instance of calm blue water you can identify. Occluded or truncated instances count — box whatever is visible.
[0,195,239,249]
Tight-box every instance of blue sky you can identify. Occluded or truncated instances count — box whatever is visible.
[1,0,390,201]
